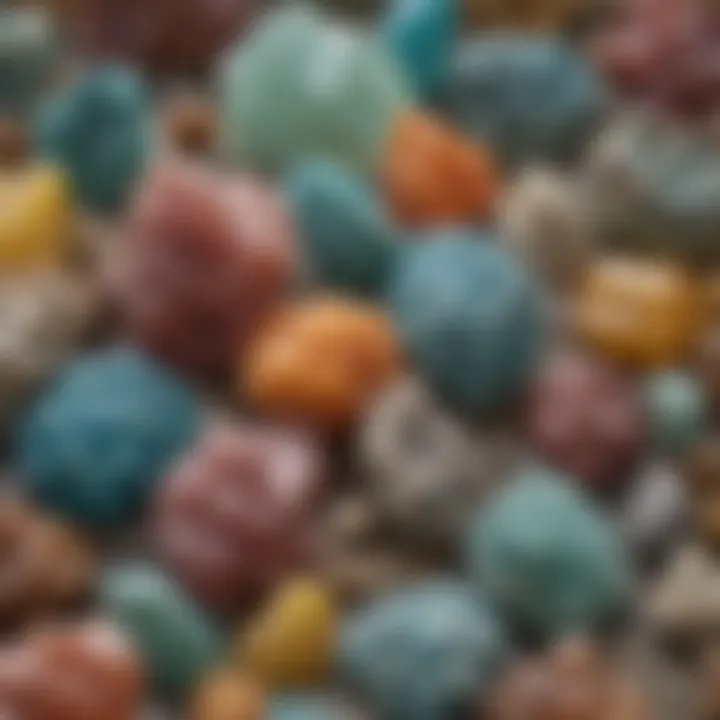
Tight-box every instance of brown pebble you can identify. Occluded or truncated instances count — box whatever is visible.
[0,117,27,167]
[191,668,265,720]
[163,95,216,154]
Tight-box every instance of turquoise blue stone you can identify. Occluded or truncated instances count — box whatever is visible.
[644,371,708,454]
[381,0,454,98]
[438,36,608,167]
[100,564,223,697]
[284,160,397,296]
[218,4,412,175]
[0,8,57,116]
[466,466,632,639]
[33,65,150,214]
[269,694,353,720]
[337,581,507,720]
[388,232,543,414]
[15,348,199,527]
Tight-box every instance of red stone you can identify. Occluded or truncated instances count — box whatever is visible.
[153,423,323,609]
[111,160,295,379]
[526,351,643,487]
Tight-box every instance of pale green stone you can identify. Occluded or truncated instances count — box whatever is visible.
[218,4,412,175]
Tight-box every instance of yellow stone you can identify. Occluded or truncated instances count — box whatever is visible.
[239,578,337,689]
[0,165,72,270]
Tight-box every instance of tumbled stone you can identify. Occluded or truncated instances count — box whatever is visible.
[191,669,265,720]
[284,160,397,296]
[15,347,199,527]
[381,0,454,98]
[113,160,295,378]
[242,297,400,429]
[438,36,607,167]
[269,694,365,720]
[0,268,99,428]
[59,0,258,76]
[647,544,720,645]
[33,65,149,214]
[467,466,632,638]
[574,257,700,368]
[0,165,72,270]
[620,462,688,567]
[218,4,412,175]
[696,324,720,412]
[0,497,92,628]
[380,110,496,226]
[337,581,507,720]
[100,564,223,697]
[644,371,708,454]
[592,0,719,119]
[0,620,143,720]
[359,376,518,546]
[464,0,586,29]
[0,116,27,167]
[239,578,337,689]
[486,637,650,720]
[154,423,322,609]
[499,167,592,291]
[695,642,720,720]
[389,233,543,414]
[162,93,216,155]
[526,350,643,488]
[0,7,57,116]
[685,435,720,550]
[587,113,720,262]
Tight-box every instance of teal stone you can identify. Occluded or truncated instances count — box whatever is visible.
[466,466,632,639]
[33,65,150,214]
[438,36,608,167]
[15,347,199,528]
[284,160,397,295]
[644,371,708,454]
[388,232,543,414]
[381,0,454,98]
[337,581,506,720]
[100,564,223,696]
[218,4,412,175]
[269,694,356,720]
[0,8,57,116]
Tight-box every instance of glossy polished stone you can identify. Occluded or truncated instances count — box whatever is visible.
[389,234,543,414]
[269,694,364,720]
[380,110,496,226]
[191,669,265,720]
[284,160,397,296]
[359,376,518,546]
[33,65,149,214]
[574,257,700,368]
[467,466,632,638]
[592,0,720,119]
[587,114,720,262]
[239,578,337,688]
[100,564,223,696]
[60,0,258,76]
[242,297,400,429]
[438,36,607,167]
[15,348,199,527]
[338,581,507,720]
[0,497,92,627]
[381,0,454,98]
[0,621,143,720]
[685,435,720,550]
[644,371,708,454]
[526,350,643,487]
[154,423,322,609]
[113,160,295,378]
[0,165,71,270]
[218,4,412,175]
[0,7,57,116]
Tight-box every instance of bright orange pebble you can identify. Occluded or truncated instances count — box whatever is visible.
[242,298,400,429]
[380,110,496,227]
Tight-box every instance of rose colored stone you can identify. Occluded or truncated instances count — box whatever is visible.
[592,0,720,119]
[0,621,142,720]
[153,422,323,609]
[526,350,643,487]
[60,0,259,76]
[112,160,295,378]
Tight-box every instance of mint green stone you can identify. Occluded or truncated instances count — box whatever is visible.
[218,4,412,175]
[99,564,223,697]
